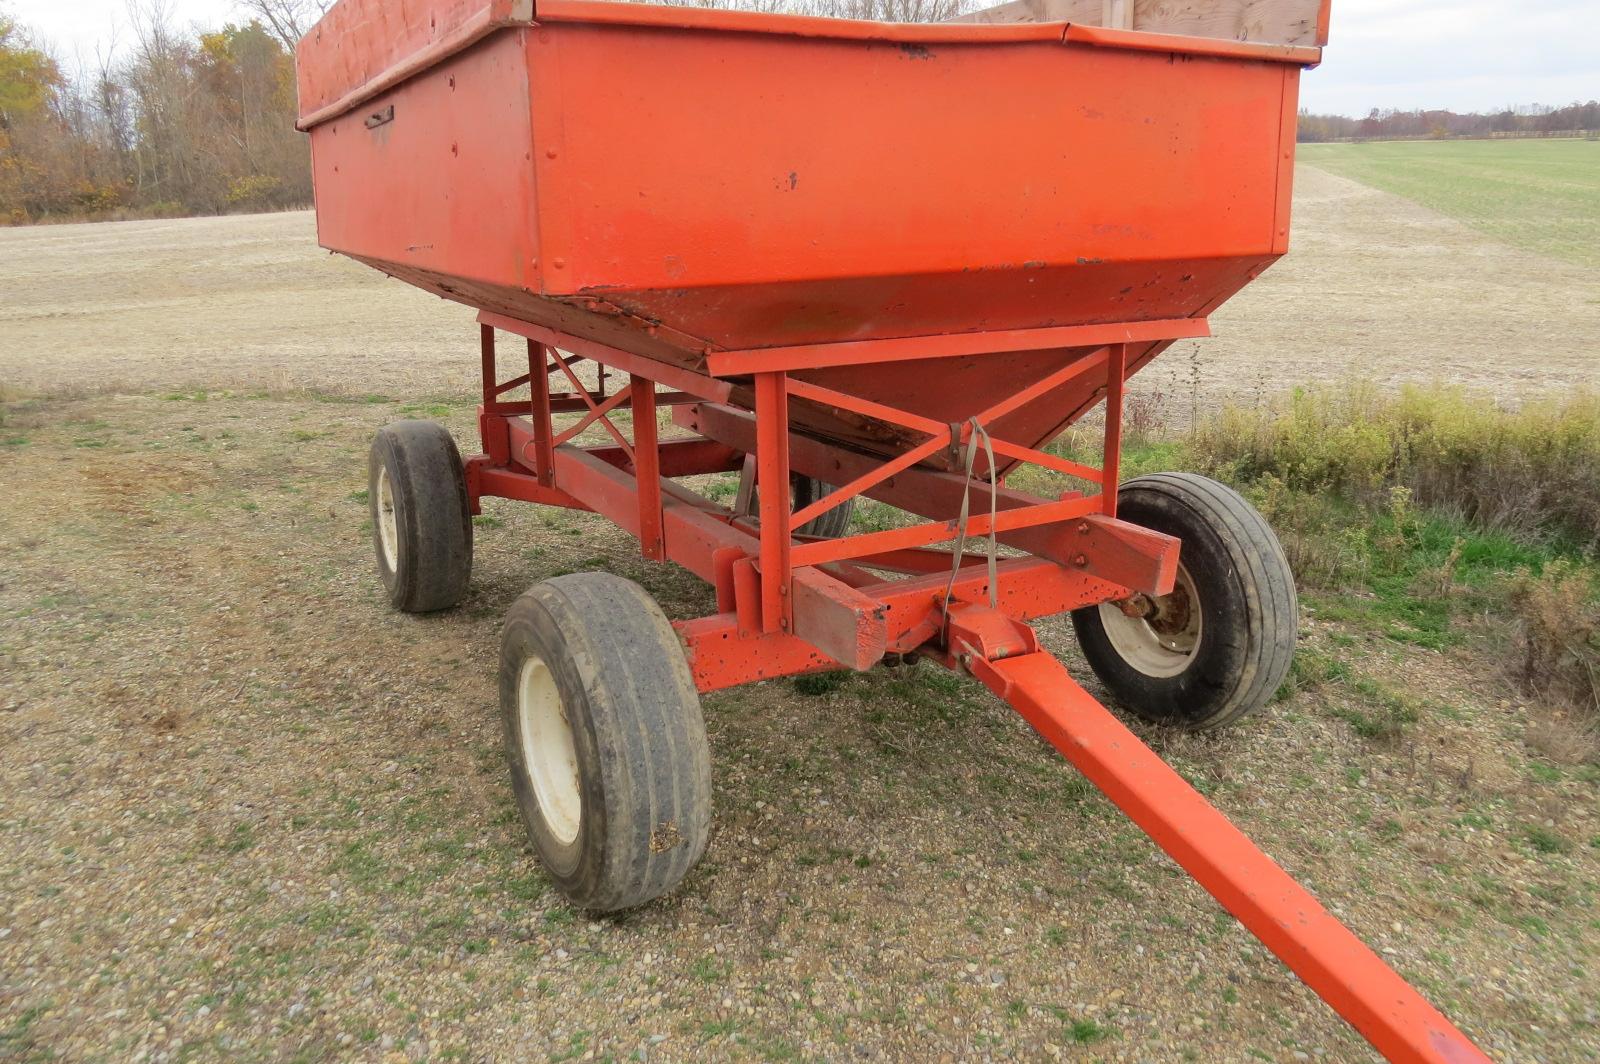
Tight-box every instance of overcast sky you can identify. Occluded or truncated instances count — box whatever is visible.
[11,0,1600,117]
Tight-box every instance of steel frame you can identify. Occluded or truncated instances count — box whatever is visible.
[462,312,1488,1064]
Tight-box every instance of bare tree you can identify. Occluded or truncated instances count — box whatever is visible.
[94,49,133,161]
[236,0,330,51]
[679,0,968,21]
[5,0,993,222]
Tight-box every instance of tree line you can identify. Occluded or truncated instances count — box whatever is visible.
[0,0,977,225]
[0,2,317,223]
[1299,101,1600,142]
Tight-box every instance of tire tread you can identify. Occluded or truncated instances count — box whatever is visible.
[1075,472,1296,730]
[370,420,472,612]
[505,574,711,911]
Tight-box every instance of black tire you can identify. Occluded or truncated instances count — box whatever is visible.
[369,420,473,612]
[749,475,856,538]
[1071,473,1296,731]
[791,476,855,538]
[499,573,712,912]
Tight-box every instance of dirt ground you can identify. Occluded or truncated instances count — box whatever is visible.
[2,166,1598,408]
[2,166,1599,1063]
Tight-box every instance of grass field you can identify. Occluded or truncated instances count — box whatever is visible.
[1299,139,1600,269]
[4,165,1600,1060]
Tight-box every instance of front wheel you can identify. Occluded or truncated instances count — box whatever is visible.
[499,573,712,911]
[1072,473,1296,731]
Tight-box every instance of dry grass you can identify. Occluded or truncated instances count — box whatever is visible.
[1505,562,1600,725]
[1182,384,1600,741]
[4,391,1598,1063]
[1524,706,1600,768]
[5,201,313,228]
[1191,382,1600,550]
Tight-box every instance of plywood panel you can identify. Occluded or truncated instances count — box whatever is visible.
[951,0,1328,46]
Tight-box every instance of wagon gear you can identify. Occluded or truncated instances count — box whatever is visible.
[298,0,1489,1060]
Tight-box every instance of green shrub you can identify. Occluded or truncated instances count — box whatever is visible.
[1244,474,1373,589]
[1191,383,1600,550]
[226,174,286,209]
[1177,382,1600,724]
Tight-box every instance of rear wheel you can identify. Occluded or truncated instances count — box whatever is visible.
[368,420,472,612]
[743,471,856,538]
[789,476,855,538]
[1072,473,1296,730]
[499,573,712,911]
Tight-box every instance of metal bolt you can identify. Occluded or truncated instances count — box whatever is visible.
[1077,522,1090,535]
[1072,554,1087,567]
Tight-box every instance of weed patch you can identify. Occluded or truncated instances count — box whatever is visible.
[1101,382,1600,728]
[793,671,850,697]
[1192,382,1600,551]
[1504,561,1600,718]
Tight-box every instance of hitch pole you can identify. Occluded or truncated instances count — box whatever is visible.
[968,650,1490,1064]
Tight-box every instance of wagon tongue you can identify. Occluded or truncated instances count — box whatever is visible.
[943,609,1491,1064]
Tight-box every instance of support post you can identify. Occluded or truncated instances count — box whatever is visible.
[754,372,792,634]
[528,339,554,485]
[1102,342,1126,517]
[478,323,510,465]
[480,323,496,406]
[631,374,664,561]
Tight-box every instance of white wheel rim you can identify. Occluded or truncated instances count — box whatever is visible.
[517,656,582,845]
[376,465,399,571]
[1098,563,1203,679]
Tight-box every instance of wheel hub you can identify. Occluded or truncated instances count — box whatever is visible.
[517,656,582,845]
[1099,564,1203,678]
[375,466,400,570]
